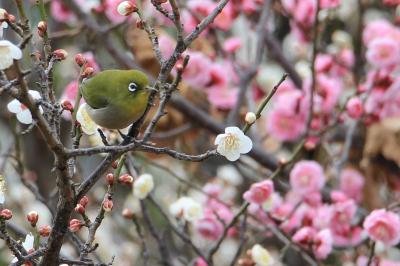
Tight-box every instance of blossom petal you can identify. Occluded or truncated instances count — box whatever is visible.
[10,43,22,60]
[225,126,244,136]
[239,135,253,154]
[224,150,241,161]
[17,110,33,124]
[7,99,22,113]
[214,133,225,145]
[22,233,34,251]
[28,90,41,99]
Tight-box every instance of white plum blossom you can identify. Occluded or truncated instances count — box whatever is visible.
[169,197,203,222]
[11,233,34,263]
[133,174,154,199]
[251,244,274,266]
[214,127,252,161]
[7,90,43,124]
[76,103,99,135]
[0,40,22,70]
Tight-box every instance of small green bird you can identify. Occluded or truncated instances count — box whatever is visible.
[81,69,150,129]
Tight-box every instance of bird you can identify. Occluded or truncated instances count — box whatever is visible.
[80,69,150,129]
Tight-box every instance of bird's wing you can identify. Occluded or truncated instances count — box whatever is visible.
[81,80,109,109]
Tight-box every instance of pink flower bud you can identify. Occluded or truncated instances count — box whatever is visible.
[117,1,138,16]
[74,53,86,67]
[102,199,113,212]
[37,21,47,37]
[0,209,12,220]
[27,211,39,227]
[61,100,74,112]
[7,14,16,23]
[79,196,89,207]
[119,174,134,185]
[53,49,68,60]
[81,67,94,78]
[106,173,115,185]
[74,204,85,214]
[69,219,82,232]
[122,208,134,219]
[39,225,51,237]
[346,97,364,119]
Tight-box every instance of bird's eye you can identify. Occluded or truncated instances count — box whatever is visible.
[128,82,138,92]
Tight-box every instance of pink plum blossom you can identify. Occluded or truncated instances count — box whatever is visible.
[320,0,341,9]
[195,216,224,240]
[346,97,364,119]
[293,226,316,246]
[266,108,307,142]
[366,38,400,68]
[223,37,242,53]
[243,180,274,205]
[363,209,400,246]
[289,160,326,195]
[313,229,333,259]
[363,20,396,44]
[206,86,238,110]
[159,34,176,59]
[339,169,365,202]
[50,0,76,24]
[182,52,212,89]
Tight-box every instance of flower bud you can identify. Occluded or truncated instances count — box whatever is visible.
[245,112,257,124]
[37,21,47,37]
[119,174,134,185]
[74,53,86,67]
[69,219,82,232]
[122,208,134,219]
[346,97,364,119]
[61,100,74,112]
[27,211,39,227]
[102,199,113,212]
[7,14,16,23]
[81,67,94,78]
[106,173,115,185]
[74,204,85,214]
[117,1,138,16]
[111,161,118,169]
[39,225,51,237]
[79,196,89,207]
[0,209,12,220]
[0,9,9,21]
[176,63,184,72]
[53,49,68,60]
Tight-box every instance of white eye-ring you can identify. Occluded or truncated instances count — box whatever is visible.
[128,83,138,92]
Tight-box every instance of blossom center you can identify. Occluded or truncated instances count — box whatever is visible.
[223,133,240,150]
[299,175,310,185]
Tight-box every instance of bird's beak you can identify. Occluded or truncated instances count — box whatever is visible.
[145,86,157,93]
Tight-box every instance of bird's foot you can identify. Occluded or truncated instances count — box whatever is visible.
[97,129,110,146]
[118,130,134,143]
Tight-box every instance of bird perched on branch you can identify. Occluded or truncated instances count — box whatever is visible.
[80,69,151,129]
